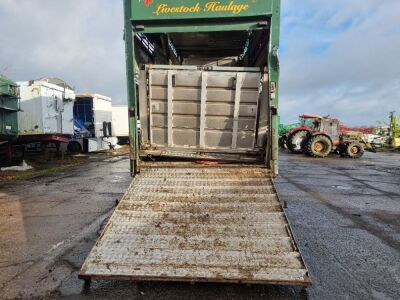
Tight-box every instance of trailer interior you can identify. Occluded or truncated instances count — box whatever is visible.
[134,27,274,166]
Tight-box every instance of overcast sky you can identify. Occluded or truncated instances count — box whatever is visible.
[1,0,399,126]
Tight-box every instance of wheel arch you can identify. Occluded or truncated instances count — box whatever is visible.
[288,126,311,136]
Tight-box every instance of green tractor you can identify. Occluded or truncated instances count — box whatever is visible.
[301,117,367,158]
[389,112,400,149]
[278,118,300,149]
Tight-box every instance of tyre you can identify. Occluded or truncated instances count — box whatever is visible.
[305,135,332,158]
[67,141,82,153]
[279,136,288,149]
[12,147,25,165]
[287,130,309,154]
[345,142,364,159]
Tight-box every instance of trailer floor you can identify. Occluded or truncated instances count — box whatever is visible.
[0,151,399,299]
[79,165,310,286]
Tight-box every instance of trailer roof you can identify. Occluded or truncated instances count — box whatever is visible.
[38,77,74,90]
[76,93,112,102]
[0,74,18,87]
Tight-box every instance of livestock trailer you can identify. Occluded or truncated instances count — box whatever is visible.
[69,93,117,152]
[80,0,311,287]
[0,75,21,165]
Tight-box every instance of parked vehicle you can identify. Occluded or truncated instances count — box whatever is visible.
[302,117,367,158]
[278,117,300,149]
[18,78,75,136]
[112,105,129,144]
[285,114,321,153]
[15,78,75,157]
[68,93,117,152]
[389,112,400,149]
[0,75,23,165]
[79,0,311,288]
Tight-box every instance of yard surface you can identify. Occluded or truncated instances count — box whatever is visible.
[0,151,399,299]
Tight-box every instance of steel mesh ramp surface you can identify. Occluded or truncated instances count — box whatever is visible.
[79,166,311,286]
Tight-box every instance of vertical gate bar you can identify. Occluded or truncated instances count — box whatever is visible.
[123,0,139,175]
[148,70,153,144]
[167,70,173,147]
[269,0,282,176]
[253,72,269,149]
[253,73,263,149]
[199,72,207,148]
[232,73,243,149]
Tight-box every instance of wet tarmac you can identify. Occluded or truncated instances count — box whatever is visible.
[0,151,399,299]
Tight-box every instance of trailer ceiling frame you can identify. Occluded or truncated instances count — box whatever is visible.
[132,21,269,34]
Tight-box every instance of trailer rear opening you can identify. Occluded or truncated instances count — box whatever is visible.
[80,0,311,287]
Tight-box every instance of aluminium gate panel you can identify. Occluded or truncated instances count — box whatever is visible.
[144,66,262,152]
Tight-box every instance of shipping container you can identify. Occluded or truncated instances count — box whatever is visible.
[80,0,311,287]
[17,78,75,135]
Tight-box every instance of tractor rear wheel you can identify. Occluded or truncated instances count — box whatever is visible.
[287,130,308,154]
[305,135,332,158]
[345,142,364,159]
[279,136,288,149]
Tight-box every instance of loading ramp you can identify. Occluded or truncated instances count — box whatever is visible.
[79,164,311,286]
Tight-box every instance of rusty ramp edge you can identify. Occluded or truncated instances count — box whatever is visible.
[79,166,312,287]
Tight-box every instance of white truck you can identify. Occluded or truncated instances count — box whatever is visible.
[68,93,118,153]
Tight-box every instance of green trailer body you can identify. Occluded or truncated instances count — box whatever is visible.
[80,0,311,287]
[124,0,281,175]
[0,75,19,140]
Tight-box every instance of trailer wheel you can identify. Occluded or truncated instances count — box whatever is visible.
[287,130,308,154]
[305,135,332,158]
[12,147,25,165]
[346,142,364,159]
[67,141,82,153]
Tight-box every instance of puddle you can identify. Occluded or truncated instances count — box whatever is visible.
[110,175,124,183]
[333,185,352,190]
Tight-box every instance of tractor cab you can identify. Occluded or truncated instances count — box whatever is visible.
[299,114,321,128]
[311,117,340,145]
